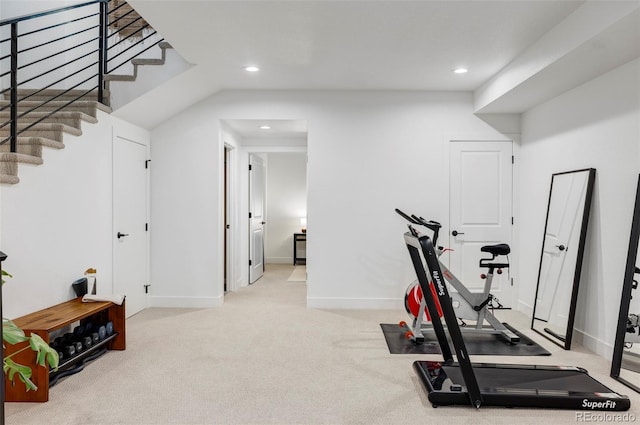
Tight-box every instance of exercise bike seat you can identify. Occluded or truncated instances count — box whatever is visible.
[480,243,510,256]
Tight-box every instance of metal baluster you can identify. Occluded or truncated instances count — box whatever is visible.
[10,23,17,153]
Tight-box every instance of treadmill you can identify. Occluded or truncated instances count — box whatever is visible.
[403,225,630,410]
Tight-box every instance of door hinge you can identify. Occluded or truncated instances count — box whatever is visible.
[511,217,514,225]
[249,212,252,219]
[145,223,149,231]
[511,155,514,164]
[145,159,151,169]
[144,284,150,294]
[249,164,252,171]
[249,259,252,266]
[511,278,514,287]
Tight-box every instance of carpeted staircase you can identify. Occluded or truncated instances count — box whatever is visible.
[0,90,111,185]
[0,43,175,185]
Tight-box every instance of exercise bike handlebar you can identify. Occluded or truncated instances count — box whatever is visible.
[395,208,420,225]
[395,208,442,245]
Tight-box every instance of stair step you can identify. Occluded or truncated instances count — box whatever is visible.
[5,89,105,103]
[0,174,19,184]
[158,41,173,50]
[0,110,98,126]
[104,74,136,82]
[0,152,44,185]
[0,136,65,150]
[0,123,82,143]
[0,122,82,135]
[0,136,64,158]
[0,152,44,166]
[0,153,18,179]
[0,100,112,117]
[131,58,164,66]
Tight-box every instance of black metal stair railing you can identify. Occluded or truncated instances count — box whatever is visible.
[0,0,164,152]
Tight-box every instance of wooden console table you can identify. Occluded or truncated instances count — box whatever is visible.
[293,232,306,265]
[4,297,126,402]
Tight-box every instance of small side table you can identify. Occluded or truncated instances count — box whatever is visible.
[293,232,306,265]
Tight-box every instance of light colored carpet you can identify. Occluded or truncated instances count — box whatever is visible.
[6,264,640,424]
[287,265,306,282]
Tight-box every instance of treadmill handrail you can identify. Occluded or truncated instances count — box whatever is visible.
[404,232,453,362]
[404,231,483,408]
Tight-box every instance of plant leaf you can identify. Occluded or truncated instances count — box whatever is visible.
[2,319,28,345]
[3,357,37,392]
[29,333,59,370]
[1,269,11,285]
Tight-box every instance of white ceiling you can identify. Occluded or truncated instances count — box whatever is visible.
[129,0,583,92]
[119,0,640,129]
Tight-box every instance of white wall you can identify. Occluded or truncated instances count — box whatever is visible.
[265,152,307,264]
[518,58,640,358]
[0,113,149,319]
[149,90,508,309]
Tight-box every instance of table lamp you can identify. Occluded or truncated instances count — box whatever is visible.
[300,217,307,233]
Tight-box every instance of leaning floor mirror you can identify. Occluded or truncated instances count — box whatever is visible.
[611,174,640,392]
[531,168,596,349]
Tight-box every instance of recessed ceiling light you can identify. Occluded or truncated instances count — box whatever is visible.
[260,125,271,130]
[243,65,260,72]
[453,67,468,74]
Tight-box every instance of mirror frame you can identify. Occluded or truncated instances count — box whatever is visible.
[611,174,640,392]
[531,168,596,350]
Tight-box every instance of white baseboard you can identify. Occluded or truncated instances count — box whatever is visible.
[150,295,223,308]
[266,257,292,264]
[307,297,404,310]
[517,299,534,317]
[573,327,614,360]
[517,299,613,359]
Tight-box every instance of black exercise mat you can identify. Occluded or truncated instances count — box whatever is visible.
[380,322,550,356]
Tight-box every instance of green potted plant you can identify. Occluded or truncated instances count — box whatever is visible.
[2,270,59,391]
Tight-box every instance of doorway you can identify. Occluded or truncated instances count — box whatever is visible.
[261,152,308,267]
[220,119,308,289]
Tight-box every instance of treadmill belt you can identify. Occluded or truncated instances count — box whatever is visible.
[437,364,611,393]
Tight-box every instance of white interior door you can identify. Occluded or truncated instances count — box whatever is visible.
[449,140,513,307]
[113,136,148,317]
[249,154,266,283]
[534,172,589,324]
